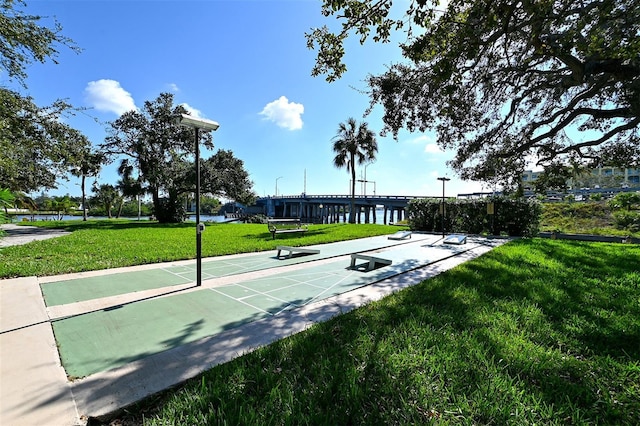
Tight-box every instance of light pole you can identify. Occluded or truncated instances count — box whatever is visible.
[437,177,450,238]
[275,176,283,197]
[177,113,220,287]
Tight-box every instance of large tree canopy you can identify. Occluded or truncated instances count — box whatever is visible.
[0,0,82,194]
[103,92,255,222]
[307,0,640,188]
[200,150,256,206]
[103,92,210,222]
[0,89,84,192]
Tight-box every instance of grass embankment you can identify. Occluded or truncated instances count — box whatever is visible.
[106,238,639,425]
[540,202,640,237]
[0,220,403,278]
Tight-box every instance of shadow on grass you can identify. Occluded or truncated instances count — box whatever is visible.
[112,238,640,425]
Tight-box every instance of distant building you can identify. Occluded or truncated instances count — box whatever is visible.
[522,166,640,190]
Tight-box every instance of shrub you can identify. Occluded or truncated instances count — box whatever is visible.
[407,196,541,236]
[613,210,640,232]
[608,192,640,211]
[406,199,441,232]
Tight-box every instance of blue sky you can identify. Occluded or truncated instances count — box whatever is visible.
[16,0,488,200]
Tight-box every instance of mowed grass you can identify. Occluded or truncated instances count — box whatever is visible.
[3,221,638,424]
[109,239,640,425]
[0,220,404,278]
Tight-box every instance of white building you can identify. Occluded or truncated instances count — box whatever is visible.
[522,167,640,189]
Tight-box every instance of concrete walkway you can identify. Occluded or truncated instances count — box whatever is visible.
[0,223,71,247]
[0,234,508,425]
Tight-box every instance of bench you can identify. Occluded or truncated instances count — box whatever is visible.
[276,246,320,259]
[350,253,393,271]
[267,218,308,239]
[443,234,467,245]
[388,230,412,240]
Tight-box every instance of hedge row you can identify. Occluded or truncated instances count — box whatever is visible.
[407,196,542,237]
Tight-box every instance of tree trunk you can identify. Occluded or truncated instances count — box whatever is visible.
[116,198,124,219]
[151,187,160,221]
[81,175,87,221]
[349,154,356,223]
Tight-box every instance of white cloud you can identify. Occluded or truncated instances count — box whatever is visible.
[405,134,443,154]
[424,143,443,154]
[259,96,304,130]
[84,79,136,115]
[180,103,204,118]
[168,83,180,92]
[407,134,433,145]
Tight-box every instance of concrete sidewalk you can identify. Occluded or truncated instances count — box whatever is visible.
[0,223,70,247]
[0,235,507,425]
[0,277,81,425]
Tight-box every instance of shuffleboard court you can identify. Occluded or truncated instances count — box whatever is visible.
[52,236,492,378]
[40,234,418,306]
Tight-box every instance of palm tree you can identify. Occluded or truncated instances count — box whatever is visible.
[116,161,144,219]
[332,118,378,223]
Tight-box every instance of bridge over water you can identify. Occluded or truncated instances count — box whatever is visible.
[253,194,439,224]
[241,186,639,224]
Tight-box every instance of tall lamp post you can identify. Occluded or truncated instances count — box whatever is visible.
[275,176,283,197]
[177,113,220,287]
[437,177,450,238]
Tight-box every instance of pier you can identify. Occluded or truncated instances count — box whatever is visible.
[253,194,437,224]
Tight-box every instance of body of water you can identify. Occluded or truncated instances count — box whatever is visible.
[11,214,231,223]
[11,210,397,224]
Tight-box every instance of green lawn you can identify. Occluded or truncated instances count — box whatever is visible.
[106,238,638,425]
[2,221,638,424]
[0,220,404,278]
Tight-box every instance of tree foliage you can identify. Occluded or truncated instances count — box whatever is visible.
[103,92,255,222]
[0,89,86,192]
[43,195,75,220]
[0,0,79,87]
[200,149,257,206]
[332,117,378,223]
[308,0,640,188]
[0,0,83,194]
[66,129,104,221]
[91,184,120,220]
[0,187,15,223]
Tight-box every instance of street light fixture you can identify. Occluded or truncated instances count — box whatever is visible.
[437,177,450,238]
[275,176,283,197]
[176,113,220,287]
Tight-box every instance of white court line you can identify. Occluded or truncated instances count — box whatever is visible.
[159,268,196,283]
[199,238,468,318]
[300,272,357,306]
[231,283,295,307]
[161,267,217,282]
[218,258,274,269]
[207,287,272,315]
[201,260,263,276]
[273,271,350,290]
